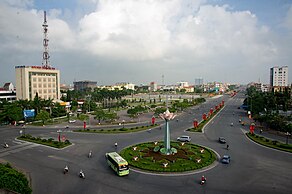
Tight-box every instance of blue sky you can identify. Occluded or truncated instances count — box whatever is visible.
[0,0,291,86]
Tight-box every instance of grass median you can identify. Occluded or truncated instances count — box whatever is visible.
[17,134,72,149]
[246,132,292,153]
[74,124,159,134]
[0,162,32,194]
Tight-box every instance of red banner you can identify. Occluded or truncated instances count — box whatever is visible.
[193,120,198,128]
[151,116,155,125]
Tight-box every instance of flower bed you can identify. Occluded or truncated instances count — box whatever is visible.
[120,141,216,172]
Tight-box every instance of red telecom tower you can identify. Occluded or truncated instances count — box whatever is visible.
[42,11,51,68]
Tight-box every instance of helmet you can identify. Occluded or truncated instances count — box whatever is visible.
[202,175,204,177]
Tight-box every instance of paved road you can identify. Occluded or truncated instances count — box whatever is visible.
[0,93,291,194]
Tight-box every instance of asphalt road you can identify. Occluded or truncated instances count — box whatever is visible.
[0,93,291,194]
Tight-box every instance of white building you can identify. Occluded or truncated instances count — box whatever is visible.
[178,81,189,88]
[270,66,288,87]
[15,65,60,100]
[150,82,157,92]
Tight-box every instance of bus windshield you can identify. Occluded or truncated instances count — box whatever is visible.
[119,164,129,171]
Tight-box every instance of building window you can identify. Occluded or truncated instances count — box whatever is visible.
[48,78,51,82]
[38,78,42,82]
[48,83,51,87]
[33,84,37,88]
[43,84,47,88]
[43,78,46,82]
[44,90,47,94]
[38,83,42,87]
[33,78,37,82]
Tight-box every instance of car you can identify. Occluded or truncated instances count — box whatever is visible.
[69,120,76,123]
[218,137,226,144]
[221,155,231,164]
[177,135,191,142]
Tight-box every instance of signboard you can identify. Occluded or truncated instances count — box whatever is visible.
[23,109,35,118]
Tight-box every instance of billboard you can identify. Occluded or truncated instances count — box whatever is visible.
[23,109,35,118]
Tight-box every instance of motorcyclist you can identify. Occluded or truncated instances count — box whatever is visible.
[4,142,8,148]
[64,165,69,173]
[88,150,92,158]
[230,122,233,126]
[115,142,118,147]
[227,144,229,150]
[79,170,85,178]
[201,175,207,184]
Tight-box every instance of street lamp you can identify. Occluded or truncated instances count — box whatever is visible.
[286,132,291,144]
[122,120,125,129]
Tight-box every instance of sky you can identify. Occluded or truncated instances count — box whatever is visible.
[0,0,291,86]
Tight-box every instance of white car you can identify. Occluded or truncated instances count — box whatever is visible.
[68,120,76,123]
[177,135,191,142]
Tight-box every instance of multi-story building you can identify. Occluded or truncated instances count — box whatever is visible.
[270,66,288,87]
[115,82,135,90]
[73,81,97,91]
[178,81,189,88]
[0,83,16,102]
[149,82,157,92]
[195,78,203,86]
[15,66,60,100]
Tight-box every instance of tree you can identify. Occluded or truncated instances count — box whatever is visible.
[51,103,66,117]
[94,108,106,123]
[0,104,23,124]
[35,110,50,125]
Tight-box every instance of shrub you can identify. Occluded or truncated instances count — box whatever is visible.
[153,146,160,152]
[48,138,54,142]
[42,139,47,142]
[65,140,70,144]
[272,140,278,145]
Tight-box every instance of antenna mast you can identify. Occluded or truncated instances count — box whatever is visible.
[42,11,50,68]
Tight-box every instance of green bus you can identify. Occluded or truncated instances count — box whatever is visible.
[105,152,129,176]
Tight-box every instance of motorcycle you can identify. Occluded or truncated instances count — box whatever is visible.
[88,151,92,158]
[63,166,69,174]
[79,170,85,179]
[3,143,9,148]
[200,177,207,185]
[230,123,233,126]
[200,180,206,185]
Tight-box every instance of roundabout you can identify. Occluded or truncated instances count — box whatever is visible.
[120,141,217,173]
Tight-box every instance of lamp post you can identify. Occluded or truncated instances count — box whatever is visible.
[286,132,291,144]
[159,108,176,155]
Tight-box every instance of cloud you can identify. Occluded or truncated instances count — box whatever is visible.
[0,0,291,85]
